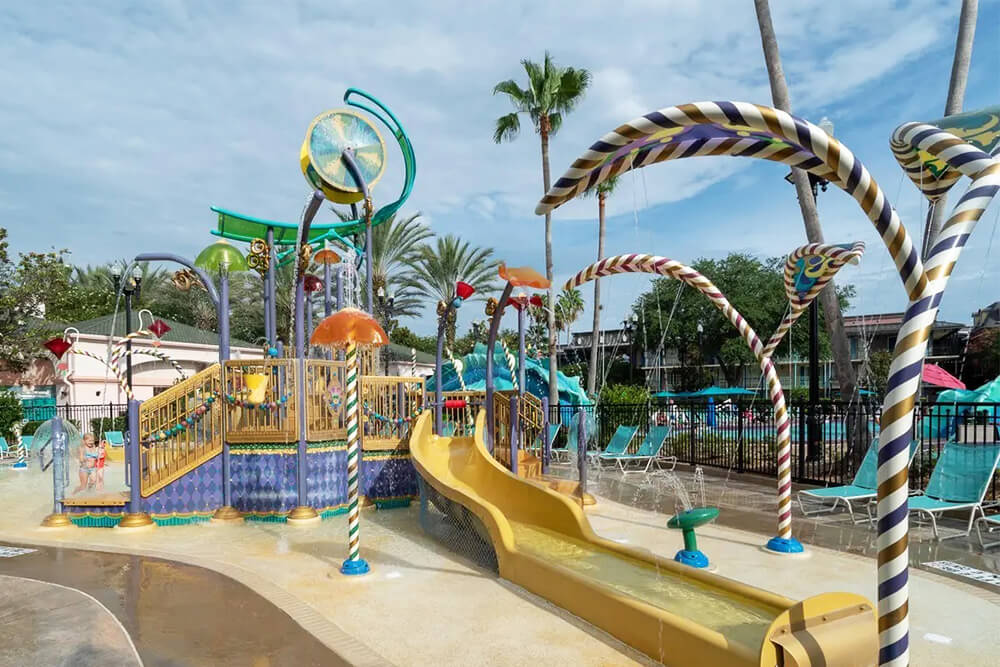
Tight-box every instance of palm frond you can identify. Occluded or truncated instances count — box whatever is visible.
[492,79,531,110]
[553,67,592,114]
[493,112,521,144]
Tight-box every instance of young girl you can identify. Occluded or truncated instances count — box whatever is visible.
[73,434,100,494]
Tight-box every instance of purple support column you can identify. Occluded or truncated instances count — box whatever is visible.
[218,269,230,362]
[510,394,519,476]
[577,408,587,496]
[541,396,550,475]
[485,282,514,451]
[289,191,324,523]
[266,227,277,344]
[517,306,526,397]
[324,263,333,317]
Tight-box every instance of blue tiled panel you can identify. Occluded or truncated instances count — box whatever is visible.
[361,456,418,499]
[306,450,347,509]
[142,453,223,514]
[231,453,298,513]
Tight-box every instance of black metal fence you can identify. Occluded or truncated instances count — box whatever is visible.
[22,403,128,437]
[550,400,1000,500]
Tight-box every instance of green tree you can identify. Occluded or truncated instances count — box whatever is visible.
[634,253,853,391]
[555,287,584,345]
[586,175,620,394]
[493,51,592,409]
[0,389,23,441]
[866,350,894,397]
[409,235,499,345]
[391,326,437,356]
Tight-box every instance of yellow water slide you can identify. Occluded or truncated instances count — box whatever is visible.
[409,412,877,667]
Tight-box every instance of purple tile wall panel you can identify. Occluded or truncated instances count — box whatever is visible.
[141,453,223,514]
[230,453,298,513]
[361,456,418,499]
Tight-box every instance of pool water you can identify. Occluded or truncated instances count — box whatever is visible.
[509,522,778,653]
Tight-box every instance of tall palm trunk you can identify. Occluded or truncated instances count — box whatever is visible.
[923,0,979,257]
[753,0,858,408]
[587,192,607,395]
[541,115,559,408]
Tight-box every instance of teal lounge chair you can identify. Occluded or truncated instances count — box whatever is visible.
[538,422,561,456]
[601,426,675,474]
[587,425,637,465]
[905,442,1000,540]
[0,437,14,461]
[104,431,125,447]
[21,435,33,458]
[798,437,919,524]
[552,421,598,463]
[976,514,1000,549]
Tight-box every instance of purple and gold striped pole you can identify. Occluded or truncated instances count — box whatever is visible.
[565,253,801,552]
[539,100,1000,666]
[342,339,368,575]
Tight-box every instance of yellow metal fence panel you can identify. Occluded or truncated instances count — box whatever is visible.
[138,363,223,497]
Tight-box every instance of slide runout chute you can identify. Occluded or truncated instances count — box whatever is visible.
[409,411,876,667]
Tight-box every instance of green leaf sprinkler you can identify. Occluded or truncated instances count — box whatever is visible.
[667,506,719,568]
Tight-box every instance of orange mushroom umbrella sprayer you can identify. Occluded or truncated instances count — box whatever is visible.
[310,308,388,576]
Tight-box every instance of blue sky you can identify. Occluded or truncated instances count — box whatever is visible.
[2,1,998,338]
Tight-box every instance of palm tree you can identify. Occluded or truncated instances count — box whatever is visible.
[556,287,584,346]
[331,209,432,326]
[409,235,500,344]
[493,51,592,408]
[585,175,620,394]
[924,0,979,256]
[753,0,858,407]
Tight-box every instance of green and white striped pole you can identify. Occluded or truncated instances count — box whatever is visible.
[341,340,369,575]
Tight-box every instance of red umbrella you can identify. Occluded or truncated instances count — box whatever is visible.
[922,363,965,390]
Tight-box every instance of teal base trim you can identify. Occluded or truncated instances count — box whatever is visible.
[70,515,121,528]
[153,514,213,527]
[320,507,349,519]
[245,514,289,523]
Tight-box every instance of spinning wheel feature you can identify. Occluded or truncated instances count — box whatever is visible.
[300,109,386,203]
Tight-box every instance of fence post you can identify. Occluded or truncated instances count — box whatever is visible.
[577,408,587,496]
[541,397,549,475]
[689,402,696,465]
[797,402,807,481]
[737,400,745,473]
[510,395,519,476]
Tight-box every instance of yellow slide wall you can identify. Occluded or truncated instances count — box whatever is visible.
[409,411,876,667]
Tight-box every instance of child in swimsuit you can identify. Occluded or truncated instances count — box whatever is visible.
[96,439,107,491]
[73,434,100,494]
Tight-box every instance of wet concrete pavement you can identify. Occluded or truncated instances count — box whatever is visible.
[550,460,1000,590]
[0,543,348,667]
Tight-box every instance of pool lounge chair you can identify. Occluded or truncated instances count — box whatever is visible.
[600,426,676,474]
[0,437,15,461]
[904,442,1000,540]
[587,425,637,465]
[550,423,578,463]
[975,514,1000,549]
[104,431,125,447]
[20,435,33,459]
[798,437,919,524]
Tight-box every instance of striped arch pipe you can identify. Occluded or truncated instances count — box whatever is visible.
[564,253,801,553]
[760,242,866,360]
[539,101,1000,667]
[872,124,999,667]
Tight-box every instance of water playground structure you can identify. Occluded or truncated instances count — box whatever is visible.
[27,90,1000,667]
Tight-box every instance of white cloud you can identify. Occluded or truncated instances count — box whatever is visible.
[0,0,994,335]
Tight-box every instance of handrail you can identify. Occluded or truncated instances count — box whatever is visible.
[360,376,424,450]
[138,363,223,496]
[223,359,298,443]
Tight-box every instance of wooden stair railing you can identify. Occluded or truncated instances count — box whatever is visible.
[138,363,223,497]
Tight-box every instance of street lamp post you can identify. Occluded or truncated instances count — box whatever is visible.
[784,116,834,462]
[112,266,143,391]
